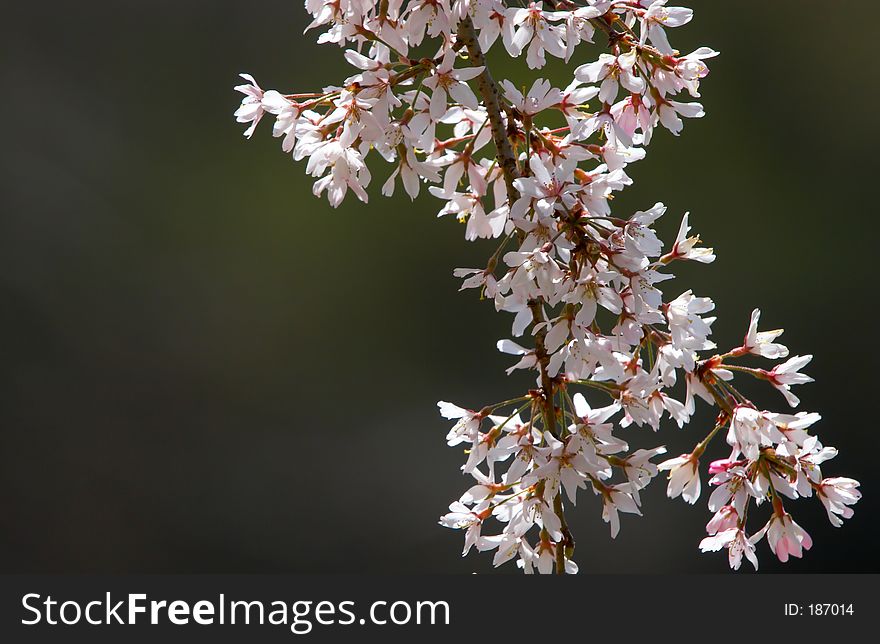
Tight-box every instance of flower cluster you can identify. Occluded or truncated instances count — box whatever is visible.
[236,0,860,573]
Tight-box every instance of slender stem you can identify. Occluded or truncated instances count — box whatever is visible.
[723,364,768,379]
[483,395,531,414]
[492,401,534,434]
[695,419,728,454]
[553,493,573,573]
[456,16,519,204]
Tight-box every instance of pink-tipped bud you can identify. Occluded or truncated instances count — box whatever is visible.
[708,458,735,475]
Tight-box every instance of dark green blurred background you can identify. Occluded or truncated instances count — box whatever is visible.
[2,1,877,573]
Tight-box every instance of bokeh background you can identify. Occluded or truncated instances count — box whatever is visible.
[2,1,878,573]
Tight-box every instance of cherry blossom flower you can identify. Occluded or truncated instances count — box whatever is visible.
[766,355,814,407]
[639,1,693,54]
[508,3,568,69]
[473,0,517,52]
[307,134,372,207]
[575,51,645,104]
[234,74,269,138]
[382,148,442,199]
[671,47,719,97]
[501,78,563,117]
[658,452,701,504]
[440,501,487,555]
[438,401,484,446]
[562,6,604,62]
[613,446,667,503]
[424,50,484,118]
[728,405,782,461]
[511,154,580,218]
[656,99,704,136]
[661,212,715,264]
[594,481,642,538]
[755,512,813,563]
[738,309,789,359]
[496,339,539,375]
[699,528,758,571]
[705,505,739,535]
[406,0,455,47]
[816,478,861,527]
[522,432,591,504]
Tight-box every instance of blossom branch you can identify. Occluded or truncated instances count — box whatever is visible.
[456,15,520,204]
[235,0,861,575]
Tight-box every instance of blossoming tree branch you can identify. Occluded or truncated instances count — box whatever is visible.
[235,0,860,573]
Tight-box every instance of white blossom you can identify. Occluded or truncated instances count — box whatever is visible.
[754,512,813,563]
[740,309,789,359]
[658,452,701,504]
[767,355,814,407]
[816,478,861,527]
[699,528,758,571]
